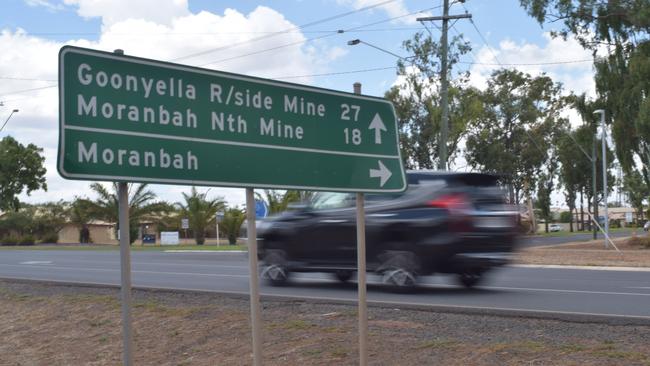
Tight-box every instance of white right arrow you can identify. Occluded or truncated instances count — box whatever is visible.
[369,160,392,187]
[368,113,387,144]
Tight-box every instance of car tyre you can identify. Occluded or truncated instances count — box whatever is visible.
[333,270,353,283]
[261,250,290,286]
[457,270,483,288]
[378,251,419,292]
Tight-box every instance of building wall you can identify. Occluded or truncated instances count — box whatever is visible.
[58,224,117,244]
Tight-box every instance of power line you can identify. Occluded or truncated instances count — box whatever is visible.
[272,66,397,80]
[200,5,441,67]
[462,3,502,66]
[0,85,57,98]
[0,76,57,82]
[458,59,593,66]
[171,0,401,62]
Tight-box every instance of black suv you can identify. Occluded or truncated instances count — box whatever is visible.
[257,171,519,289]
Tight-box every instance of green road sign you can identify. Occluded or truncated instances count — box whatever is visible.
[58,46,407,192]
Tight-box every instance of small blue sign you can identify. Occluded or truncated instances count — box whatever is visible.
[255,199,269,218]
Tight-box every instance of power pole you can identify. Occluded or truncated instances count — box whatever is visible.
[417,0,471,170]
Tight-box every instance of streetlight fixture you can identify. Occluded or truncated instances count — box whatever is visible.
[593,109,608,248]
[0,109,19,132]
[347,39,407,60]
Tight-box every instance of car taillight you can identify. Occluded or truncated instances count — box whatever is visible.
[427,193,472,212]
[428,193,472,231]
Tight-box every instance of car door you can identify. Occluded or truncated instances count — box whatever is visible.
[297,192,357,265]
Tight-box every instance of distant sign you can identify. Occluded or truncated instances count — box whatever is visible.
[626,212,633,223]
[57,46,407,192]
[160,231,179,245]
[181,218,189,229]
[255,200,268,218]
[216,211,225,221]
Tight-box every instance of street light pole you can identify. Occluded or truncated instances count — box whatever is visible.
[594,109,608,248]
[0,109,19,132]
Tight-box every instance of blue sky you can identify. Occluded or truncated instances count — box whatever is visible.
[1,0,597,207]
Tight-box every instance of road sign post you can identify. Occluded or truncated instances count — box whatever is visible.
[58,46,406,366]
[246,189,263,366]
[354,82,368,366]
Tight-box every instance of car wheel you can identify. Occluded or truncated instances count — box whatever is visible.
[457,270,483,288]
[378,251,419,292]
[333,270,353,283]
[261,250,290,286]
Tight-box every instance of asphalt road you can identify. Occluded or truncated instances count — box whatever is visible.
[1,250,649,320]
[520,228,637,247]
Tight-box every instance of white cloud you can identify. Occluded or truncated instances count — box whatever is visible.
[24,0,64,11]
[1,5,337,206]
[467,33,595,97]
[336,0,427,24]
[63,0,189,26]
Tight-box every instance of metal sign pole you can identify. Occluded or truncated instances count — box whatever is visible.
[246,188,263,365]
[216,219,220,247]
[118,181,134,366]
[112,48,134,366]
[354,82,368,366]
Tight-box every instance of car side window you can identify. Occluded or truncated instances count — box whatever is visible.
[309,192,355,210]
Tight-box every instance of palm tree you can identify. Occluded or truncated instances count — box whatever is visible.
[220,207,246,245]
[176,187,225,245]
[88,183,168,243]
[256,190,314,215]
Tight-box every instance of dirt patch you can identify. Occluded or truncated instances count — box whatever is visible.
[516,235,650,267]
[2,280,650,365]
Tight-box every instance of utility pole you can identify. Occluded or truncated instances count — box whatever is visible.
[595,109,608,248]
[417,0,471,170]
[592,126,598,240]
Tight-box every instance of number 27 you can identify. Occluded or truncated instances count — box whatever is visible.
[340,104,360,121]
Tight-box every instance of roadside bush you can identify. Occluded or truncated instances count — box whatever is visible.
[18,235,35,246]
[40,233,59,244]
[610,219,621,228]
[0,236,19,246]
[517,220,532,234]
[627,236,650,249]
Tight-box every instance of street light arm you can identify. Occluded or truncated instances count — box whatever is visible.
[347,39,406,60]
[0,109,19,132]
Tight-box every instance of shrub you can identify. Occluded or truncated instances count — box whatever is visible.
[40,233,59,244]
[1,236,20,246]
[626,236,650,249]
[18,235,35,246]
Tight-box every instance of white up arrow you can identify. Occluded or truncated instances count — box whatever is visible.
[369,160,392,187]
[368,113,387,144]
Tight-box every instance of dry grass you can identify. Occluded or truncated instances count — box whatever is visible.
[516,234,650,267]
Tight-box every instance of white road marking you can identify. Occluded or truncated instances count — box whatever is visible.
[512,264,650,272]
[19,261,53,265]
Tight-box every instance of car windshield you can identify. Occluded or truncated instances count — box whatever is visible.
[309,192,355,210]
[308,190,408,210]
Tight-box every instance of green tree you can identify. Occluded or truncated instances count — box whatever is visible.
[0,136,47,211]
[88,183,168,244]
[70,197,95,242]
[220,207,245,245]
[520,0,650,184]
[464,69,567,204]
[536,173,554,233]
[623,170,649,223]
[385,31,481,169]
[560,211,573,223]
[176,187,225,245]
[557,126,592,231]
[31,201,68,242]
